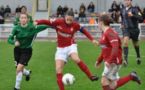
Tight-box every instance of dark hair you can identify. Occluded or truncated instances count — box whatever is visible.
[65,11,74,17]
[21,6,27,11]
[98,14,113,26]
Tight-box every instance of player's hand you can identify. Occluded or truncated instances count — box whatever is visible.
[128,12,133,17]
[15,41,20,47]
[92,40,99,46]
[33,21,38,25]
[95,61,101,69]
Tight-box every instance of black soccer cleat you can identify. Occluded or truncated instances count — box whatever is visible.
[136,58,141,65]
[90,75,99,81]
[14,88,20,90]
[130,71,141,85]
[25,70,32,81]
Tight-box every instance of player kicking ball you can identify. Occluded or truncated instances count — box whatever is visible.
[8,13,49,90]
[36,11,99,90]
[95,14,141,90]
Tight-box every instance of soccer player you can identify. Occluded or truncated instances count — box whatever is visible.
[8,13,49,90]
[14,5,33,25]
[36,11,99,90]
[121,0,143,65]
[96,14,141,90]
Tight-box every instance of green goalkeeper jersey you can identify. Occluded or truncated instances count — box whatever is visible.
[8,23,49,48]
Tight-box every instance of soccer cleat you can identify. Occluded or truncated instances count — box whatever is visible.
[25,70,32,81]
[14,88,20,90]
[130,71,141,85]
[136,58,141,65]
[90,75,99,81]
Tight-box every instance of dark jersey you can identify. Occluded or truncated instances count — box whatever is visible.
[121,6,143,29]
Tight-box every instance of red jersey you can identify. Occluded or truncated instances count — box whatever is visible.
[36,18,94,47]
[98,28,122,65]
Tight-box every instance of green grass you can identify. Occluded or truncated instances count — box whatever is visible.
[0,40,145,90]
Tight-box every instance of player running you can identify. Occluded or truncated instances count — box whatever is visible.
[95,14,141,90]
[8,13,49,90]
[121,0,143,65]
[36,11,99,90]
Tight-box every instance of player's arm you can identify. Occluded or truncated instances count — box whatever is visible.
[129,8,143,21]
[95,51,103,68]
[34,25,50,33]
[79,27,99,45]
[7,27,17,45]
[106,31,119,64]
[35,18,58,28]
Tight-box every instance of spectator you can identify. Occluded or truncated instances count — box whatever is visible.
[79,8,86,23]
[111,11,119,23]
[87,2,95,13]
[143,8,145,20]
[14,6,33,25]
[0,14,4,24]
[80,3,86,13]
[57,5,63,17]
[0,6,5,17]
[15,5,21,14]
[118,2,124,10]
[74,10,79,21]
[111,0,119,12]
[63,5,68,15]
[5,5,11,17]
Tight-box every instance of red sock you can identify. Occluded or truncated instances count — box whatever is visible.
[77,60,92,78]
[116,75,133,88]
[57,73,64,90]
[102,85,112,90]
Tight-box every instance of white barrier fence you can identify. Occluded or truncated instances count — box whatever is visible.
[0,23,145,40]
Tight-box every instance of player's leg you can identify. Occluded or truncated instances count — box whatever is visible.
[69,44,99,81]
[131,29,141,64]
[70,52,99,81]
[14,64,24,90]
[101,76,112,90]
[21,48,32,81]
[56,60,65,90]
[14,48,32,90]
[122,29,130,66]
[115,71,141,89]
[101,62,119,90]
[55,47,68,90]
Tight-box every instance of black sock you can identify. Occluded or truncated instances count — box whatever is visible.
[123,47,128,61]
[134,46,140,58]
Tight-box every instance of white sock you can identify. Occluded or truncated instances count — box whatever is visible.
[15,71,23,89]
[23,68,30,76]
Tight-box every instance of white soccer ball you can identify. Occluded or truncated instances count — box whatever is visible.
[62,73,75,85]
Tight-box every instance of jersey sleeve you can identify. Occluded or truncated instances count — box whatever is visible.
[7,26,17,45]
[76,24,94,41]
[106,30,119,63]
[132,7,143,21]
[36,18,59,28]
[96,51,104,65]
[34,25,50,33]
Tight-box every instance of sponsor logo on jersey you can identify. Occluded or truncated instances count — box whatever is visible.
[58,31,72,37]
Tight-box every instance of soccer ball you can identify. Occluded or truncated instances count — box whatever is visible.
[62,73,75,85]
